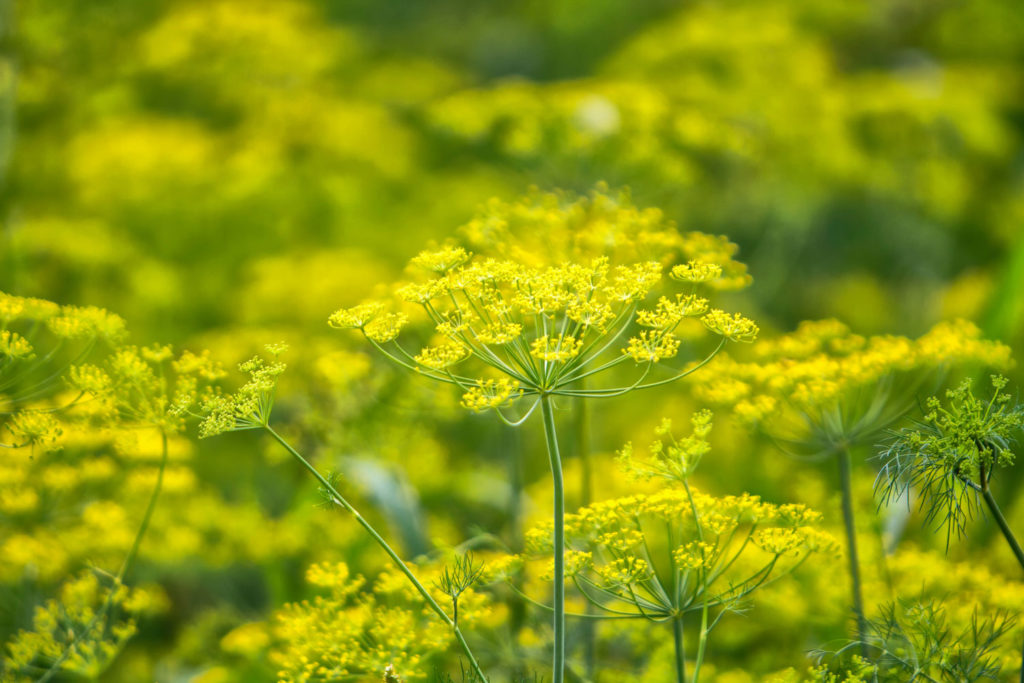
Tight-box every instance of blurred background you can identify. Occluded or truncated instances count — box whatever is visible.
[1,0,1023,680]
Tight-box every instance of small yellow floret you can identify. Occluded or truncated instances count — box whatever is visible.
[461,378,522,412]
[702,309,759,342]
[671,260,722,283]
[530,335,583,362]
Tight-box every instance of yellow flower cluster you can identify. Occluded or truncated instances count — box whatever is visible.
[6,410,64,452]
[457,186,752,288]
[693,318,1012,429]
[522,486,835,618]
[0,292,127,424]
[616,410,713,483]
[198,345,287,438]
[460,378,522,412]
[68,345,225,434]
[326,188,759,421]
[270,561,492,682]
[3,571,162,682]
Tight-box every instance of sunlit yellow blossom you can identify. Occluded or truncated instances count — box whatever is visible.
[328,301,386,330]
[671,260,723,283]
[7,410,63,451]
[0,330,34,360]
[365,312,408,343]
[410,246,472,273]
[461,378,522,412]
[530,335,583,363]
[624,330,681,362]
[701,309,759,343]
[414,342,470,370]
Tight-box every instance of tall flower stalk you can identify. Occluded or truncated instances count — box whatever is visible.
[329,238,757,681]
[514,412,837,683]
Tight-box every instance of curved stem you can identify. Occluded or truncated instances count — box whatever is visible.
[540,394,566,683]
[673,616,686,683]
[837,446,868,655]
[264,425,488,682]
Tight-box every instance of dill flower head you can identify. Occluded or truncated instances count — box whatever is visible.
[329,188,757,420]
[67,345,226,434]
[271,561,493,682]
[693,318,1012,451]
[3,570,160,681]
[0,291,127,414]
[518,415,836,622]
[458,185,752,292]
[520,486,835,621]
[198,343,287,438]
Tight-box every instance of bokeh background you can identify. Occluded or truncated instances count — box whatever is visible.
[2,0,1024,680]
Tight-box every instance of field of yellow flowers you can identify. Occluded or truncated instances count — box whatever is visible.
[3,1,1024,681]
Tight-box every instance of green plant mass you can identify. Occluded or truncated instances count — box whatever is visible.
[3,1,1024,681]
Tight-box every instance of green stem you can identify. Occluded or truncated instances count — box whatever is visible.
[980,475,1024,683]
[691,604,709,683]
[673,616,686,683]
[540,394,566,683]
[837,446,868,654]
[38,429,169,683]
[264,425,488,682]
[981,486,1024,573]
[575,389,596,682]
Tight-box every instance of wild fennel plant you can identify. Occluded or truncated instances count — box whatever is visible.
[517,412,836,683]
[329,243,757,682]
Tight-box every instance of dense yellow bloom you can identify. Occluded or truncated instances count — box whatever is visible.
[694,318,1012,440]
[198,347,286,438]
[521,485,834,618]
[456,186,752,293]
[701,309,760,344]
[6,411,63,452]
[0,331,34,360]
[70,345,226,433]
[330,189,756,417]
[270,561,492,682]
[530,335,583,362]
[461,378,522,412]
[3,571,161,681]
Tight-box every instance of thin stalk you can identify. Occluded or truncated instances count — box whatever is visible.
[540,394,566,683]
[575,385,596,682]
[673,616,686,683]
[38,429,169,683]
[691,603,709,683]
[837,446,868,654]
[264,425,488,682]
